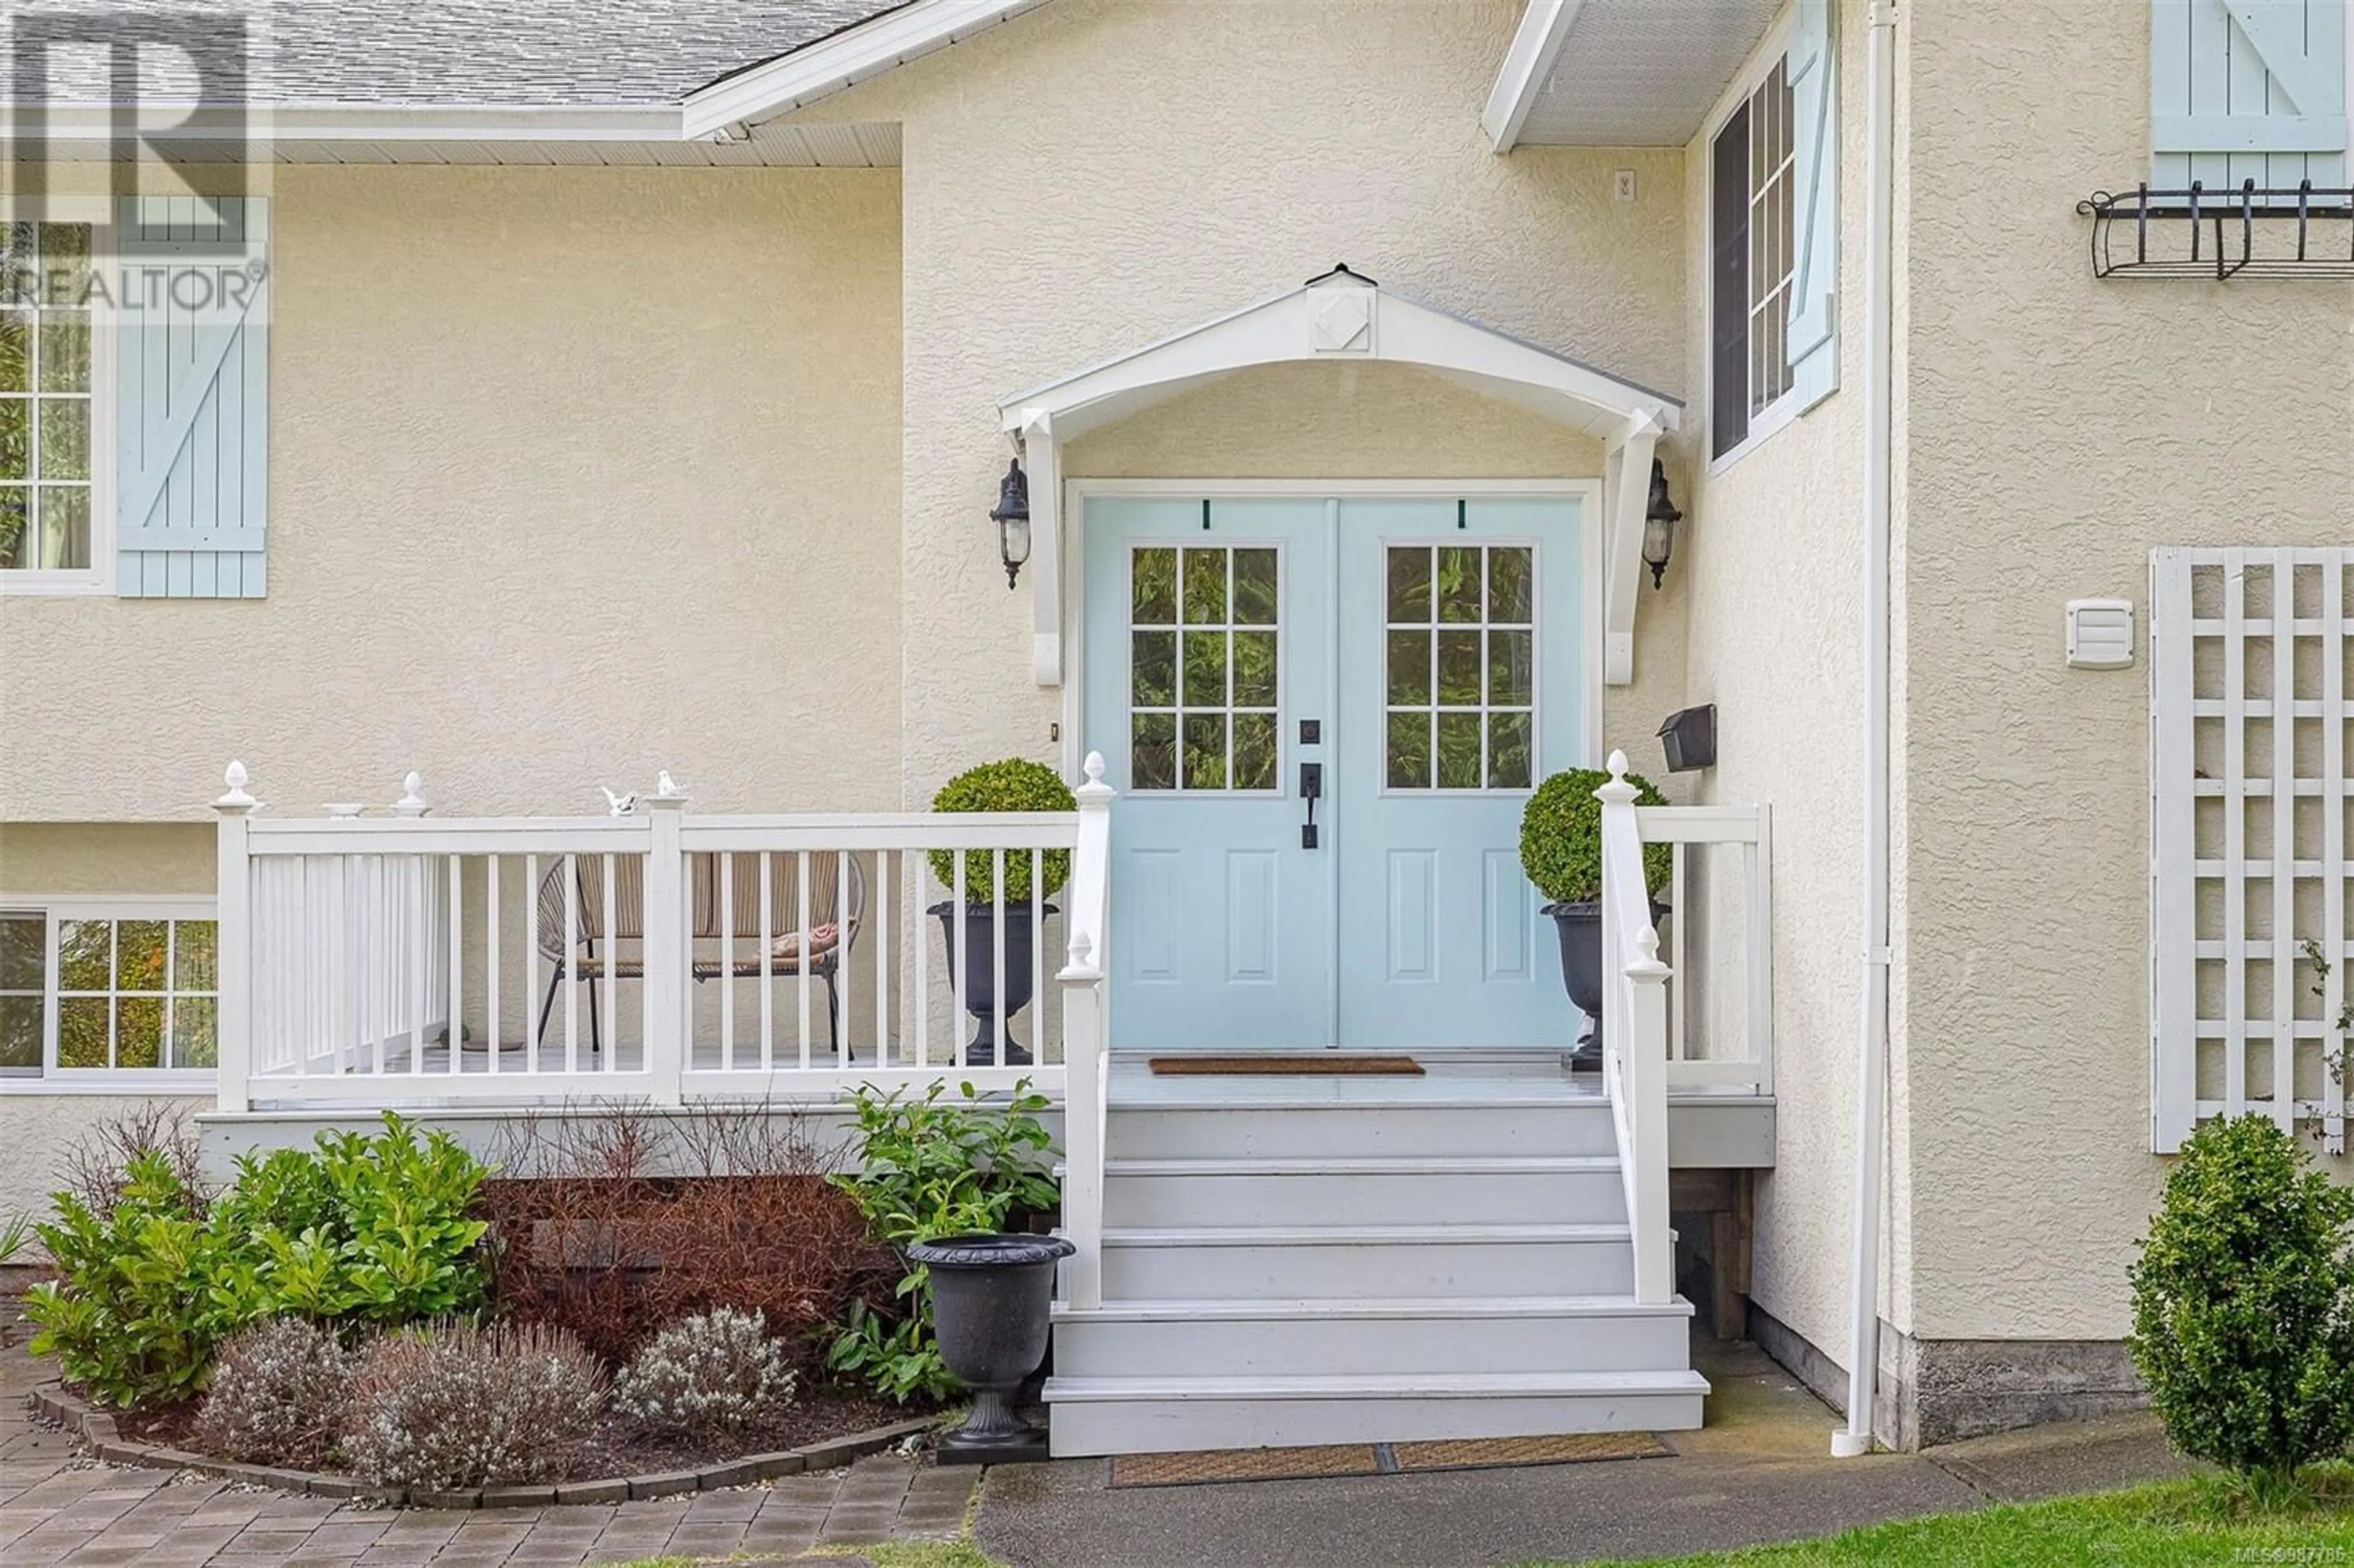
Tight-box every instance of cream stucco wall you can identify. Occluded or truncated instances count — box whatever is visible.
[0,823,215,896]
[806,0,1691,805]
[0,166,904,821]
[0,1094,211,1231]
[1900,1,2353,1342]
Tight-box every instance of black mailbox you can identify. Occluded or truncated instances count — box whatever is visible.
[1657,704,1716,773]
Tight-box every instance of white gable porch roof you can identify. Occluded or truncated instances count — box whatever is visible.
[997,269,1680,691]
[996,266,1679,442]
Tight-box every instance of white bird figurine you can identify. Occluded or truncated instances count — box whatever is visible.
[600,786,637,816]
[656,769,684,798]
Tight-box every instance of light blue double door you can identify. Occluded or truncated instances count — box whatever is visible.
[1081,494,1587,1051]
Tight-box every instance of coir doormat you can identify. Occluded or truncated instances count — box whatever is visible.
[1145,1054,1425,1076]
[1110,1432,1669,1488]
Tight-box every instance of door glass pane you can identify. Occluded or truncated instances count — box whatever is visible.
[1436,631,1482,706]
[1232,631,1278,707]
[1387,630,1431,705]
[1387,711,1432,789]
[1436,712,1484,790]
[1183,549,1227,624]
[1436,547,1482,623]
[1132,631,1176,707]
[1133,548,1177,624]
[1487,630,1534,706]
[1233,549,1278,625]
[1387,547,1431,623]
[1182,630,1228,707]
[1232,712,1278,791]
[1181,711,1228,790]
[1132,712,1177,791]
[1488,712,1533,789]
[1490,547,1533,623]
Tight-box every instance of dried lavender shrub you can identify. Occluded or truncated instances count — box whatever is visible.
[612,1307,797,1439]
[343,1320,605,1490]
[191,1318,354,1469]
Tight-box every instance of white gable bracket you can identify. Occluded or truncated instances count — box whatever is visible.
[684,0,1049,139]
[1602,414,1663,687]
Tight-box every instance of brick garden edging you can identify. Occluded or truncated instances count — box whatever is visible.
[27,1379,943,1509]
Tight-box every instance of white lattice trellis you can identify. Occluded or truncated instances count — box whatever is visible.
[2152,547,2352,1154]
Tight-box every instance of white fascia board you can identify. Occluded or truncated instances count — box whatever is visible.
[9,102,686,143]
[1001,281,1679,441]
[683,0,1049,139]
[1482,0,1585,153]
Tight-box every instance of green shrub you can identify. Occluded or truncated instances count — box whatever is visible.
[25,1151,251,1407]
[1518,767,1670,905]
[826,1079,1060,1401]
[2129,1114,2354,1495]
[24,1112,491,1408]
[927,759,1076,904]
[214,1113,492,1325]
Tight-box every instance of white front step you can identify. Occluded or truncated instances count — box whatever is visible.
[1108,1100,1618,1160]
[1100,1155,1626,1228]
[1053,1295,1693,1377]
[1099,1224,1636,1298]
[1043,1370,1709,1456]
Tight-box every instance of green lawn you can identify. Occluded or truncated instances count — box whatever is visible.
[1611,1467,2354,1566]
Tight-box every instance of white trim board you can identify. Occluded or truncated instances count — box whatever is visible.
[1057,479,1607,785]
[683,0,1052,139]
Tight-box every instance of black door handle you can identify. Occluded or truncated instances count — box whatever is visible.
[1300,763,1322,849]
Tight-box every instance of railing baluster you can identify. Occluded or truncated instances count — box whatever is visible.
[952,854,969,1070]
[873,848,891,1068]
[992,849,1006,1071]
[601,853,617,1072]
[1669,842,1687,1060]
[409,854,426,1076]
[915,848,931,1068]
[486,854,500,1076]
[447,854,463,1075]
[836,850,851,1065]
[523,852,539,1075]
[759,851,774,1071]
[564,853,579,1075]
[1030,848,1045,1063]
[720,851,735,1073]
[796,850,812,1071]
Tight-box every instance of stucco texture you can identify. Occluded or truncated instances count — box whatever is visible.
[1900,1,2353,1342]
[0,823,215,896]
[0,1094,209,1231]
[806,0,1689,804]
[0,166,905,820]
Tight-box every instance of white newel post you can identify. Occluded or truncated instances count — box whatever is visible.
[1598,752,1674,1306]
[643,782,690,1106]
[213,762,260,1113]
[1057,753,1115,1310]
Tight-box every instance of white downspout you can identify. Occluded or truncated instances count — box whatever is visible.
[1833,0,1899,1461]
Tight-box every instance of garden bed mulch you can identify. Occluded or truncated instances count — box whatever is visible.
[32,1379,949,1510]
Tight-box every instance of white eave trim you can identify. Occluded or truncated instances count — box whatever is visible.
[4,102,689,143]
[996,270,1680,442]
[1483,0,1585,153]
[683,0,1049,139]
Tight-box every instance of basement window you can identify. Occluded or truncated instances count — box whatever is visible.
[1708,54,1796,465]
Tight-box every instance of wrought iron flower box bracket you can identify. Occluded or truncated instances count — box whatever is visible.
[2077,180,2354,280]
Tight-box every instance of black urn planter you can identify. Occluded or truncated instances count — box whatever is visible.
[908,1233,1076,1465]
[929,900,1057,1066]
[1545,898,1667,1070]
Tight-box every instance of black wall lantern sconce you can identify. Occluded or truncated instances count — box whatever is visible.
[991,458,1031,589]
[1642,456,1681,588]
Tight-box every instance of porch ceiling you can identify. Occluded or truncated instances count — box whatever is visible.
[1484,0,1783,151]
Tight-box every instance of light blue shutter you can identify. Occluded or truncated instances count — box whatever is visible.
[1785,0,1838,413]
[115,196,270,598]
[2152,0,2348,189]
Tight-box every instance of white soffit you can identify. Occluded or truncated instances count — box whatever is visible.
[1487,0,1784,150]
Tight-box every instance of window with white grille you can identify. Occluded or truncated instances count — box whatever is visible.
[2150,548,2352,1153]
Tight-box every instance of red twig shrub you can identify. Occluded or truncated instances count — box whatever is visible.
[479,1103,886,1366]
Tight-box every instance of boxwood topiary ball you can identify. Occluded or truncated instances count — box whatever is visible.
[1519,767,1670,905]
[929,758,1078,903]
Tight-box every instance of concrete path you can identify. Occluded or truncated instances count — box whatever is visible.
[0,1332,973,1567]
[972,1338,2200,1568]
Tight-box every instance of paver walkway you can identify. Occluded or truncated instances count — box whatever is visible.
[0,1332,974,1567]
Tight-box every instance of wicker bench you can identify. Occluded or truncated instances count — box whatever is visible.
[533,851,866,1053]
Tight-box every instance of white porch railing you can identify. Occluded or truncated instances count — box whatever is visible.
[209,761,1117,1118]
[1599,753,1778,1307]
